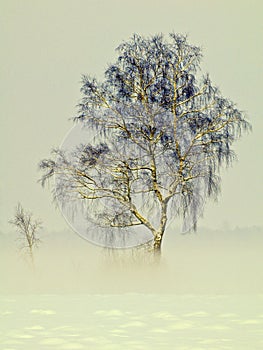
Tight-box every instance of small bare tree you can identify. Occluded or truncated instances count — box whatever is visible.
[9,203,42,265]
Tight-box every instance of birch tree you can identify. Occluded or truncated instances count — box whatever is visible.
[40,34,251,253]
[9,203,42,264]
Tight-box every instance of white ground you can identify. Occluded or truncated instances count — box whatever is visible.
[1,294,263,350]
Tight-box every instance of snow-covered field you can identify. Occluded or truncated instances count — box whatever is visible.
[1,294,263,350]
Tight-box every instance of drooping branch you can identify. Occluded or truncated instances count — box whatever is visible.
[40,33,251,251]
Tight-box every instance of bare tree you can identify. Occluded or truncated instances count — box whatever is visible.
[40,33,251,254]
[9,203,42,265]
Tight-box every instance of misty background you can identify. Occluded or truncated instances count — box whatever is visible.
[1,0,263,295]
[1,225,263,294]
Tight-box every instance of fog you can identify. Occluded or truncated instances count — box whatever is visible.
[1,226,263,295]
[1,1,262,348]
[2,227,263,349]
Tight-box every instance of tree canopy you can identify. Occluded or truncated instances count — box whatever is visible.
[40,33,251,252]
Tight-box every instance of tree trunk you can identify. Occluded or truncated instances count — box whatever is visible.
[29,246,35,269]
[153,232,163,260]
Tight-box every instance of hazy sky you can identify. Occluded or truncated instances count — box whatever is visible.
[1,0,262,234]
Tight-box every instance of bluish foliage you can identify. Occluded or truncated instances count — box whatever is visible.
[40,33,251,246]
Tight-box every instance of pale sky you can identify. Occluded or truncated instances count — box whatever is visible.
[1,0,263,234]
